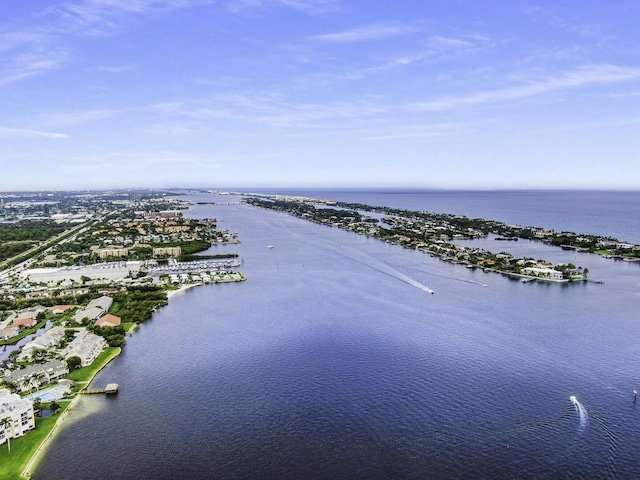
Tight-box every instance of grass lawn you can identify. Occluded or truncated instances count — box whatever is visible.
[122,322,136,333]
[68,347,121,384]
[0,402,70,479]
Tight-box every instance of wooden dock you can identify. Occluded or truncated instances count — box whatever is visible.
[81,383,119,395]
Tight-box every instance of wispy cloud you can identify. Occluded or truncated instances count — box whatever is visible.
[0,0,340,88]
[0,1,209,87]
[522,5,602,37]
[37,108,121,129]
[227,0,340,15]
[289,33,490,88]
[147,91,391,130]
[365,123,465,141]
[0,127,69,139]
[43,0,211,36]
[0,49,68,87]
[409,64,640,111]
[608,90,640,98]
[309,23,417,43]
[61,150,211,175]
[96,64,139,73]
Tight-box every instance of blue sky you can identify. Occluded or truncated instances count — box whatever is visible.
[1,0,640,191]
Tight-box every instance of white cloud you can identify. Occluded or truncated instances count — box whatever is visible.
[0,50,68,87]
[96,64,139,73]
[409,65,640,111]
[365,123,464,141]
[0,127,69,139]
[227,0,340,15]
[37,109,121,129]
[43,0,210,36]
[309,24,417,43]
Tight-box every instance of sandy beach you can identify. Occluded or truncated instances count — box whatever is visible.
[165,283,202,300]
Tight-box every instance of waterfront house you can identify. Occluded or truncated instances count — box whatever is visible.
[522,266,564,280]
[10,318,37,329]
[0,328,18,340]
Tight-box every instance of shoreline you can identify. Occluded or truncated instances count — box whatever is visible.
[165,283,201,300]
[21,347,122,478]
[19,280,242,477]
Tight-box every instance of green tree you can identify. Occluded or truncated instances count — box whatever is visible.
[31,348,47,363]
[20,378,32,393]
[65,356,82,371]
[49,401,61,415]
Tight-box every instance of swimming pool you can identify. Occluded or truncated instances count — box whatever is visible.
[24,385,69,403]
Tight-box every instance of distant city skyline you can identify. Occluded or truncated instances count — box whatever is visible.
[2,1,640,191]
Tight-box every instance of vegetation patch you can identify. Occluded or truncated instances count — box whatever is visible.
[109,285,167,324]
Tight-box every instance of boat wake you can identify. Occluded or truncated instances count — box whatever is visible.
[399,264,488,288]
[570,395,589,429]
[324,242,435,294]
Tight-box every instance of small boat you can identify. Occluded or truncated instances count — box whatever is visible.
[267,245,274,249]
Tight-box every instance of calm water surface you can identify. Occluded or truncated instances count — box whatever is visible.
[35,191,640,479]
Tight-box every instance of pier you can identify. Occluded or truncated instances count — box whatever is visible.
[81,383,119,395]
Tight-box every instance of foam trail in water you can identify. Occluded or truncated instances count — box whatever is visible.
[324,242,435,294]
[570,395,588,429]
[403,265,487,288]
[352,248,435,294]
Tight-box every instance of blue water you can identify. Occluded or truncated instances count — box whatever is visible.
[34,190,640,479]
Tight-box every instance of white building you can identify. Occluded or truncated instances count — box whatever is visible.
[73,295,113,324]
[7,360,69,392]
[62,330,108,366]
[17,326,66,362]
[0,389,35,444]
[20,262,141,284]
[522,266,564,280]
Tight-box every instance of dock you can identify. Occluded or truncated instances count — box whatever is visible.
[81,383,119,395]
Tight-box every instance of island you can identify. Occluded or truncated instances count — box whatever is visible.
[240,194,640,283]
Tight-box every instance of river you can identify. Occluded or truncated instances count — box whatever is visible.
[34,190,640,479]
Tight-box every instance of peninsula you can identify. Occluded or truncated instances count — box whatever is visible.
[241,194,637,283]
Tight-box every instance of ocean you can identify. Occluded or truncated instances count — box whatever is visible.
[34,190,640,479]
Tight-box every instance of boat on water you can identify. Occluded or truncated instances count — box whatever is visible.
[267,245,274,249]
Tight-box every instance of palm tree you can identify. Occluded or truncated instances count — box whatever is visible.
[0,417,11,453]
[20,378,31,394]
[33,397,42,417]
